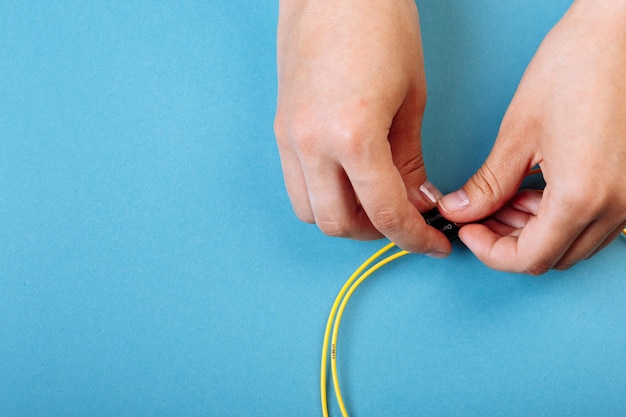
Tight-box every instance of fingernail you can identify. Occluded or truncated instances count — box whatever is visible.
[426,251,449,259]
[439,189,469,213]
[419,180,443,205]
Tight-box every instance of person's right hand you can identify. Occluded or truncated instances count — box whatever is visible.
[273,0,452,256]
[438,0,626,274]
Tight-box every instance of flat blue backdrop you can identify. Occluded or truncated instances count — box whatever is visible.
[1,1,625,416]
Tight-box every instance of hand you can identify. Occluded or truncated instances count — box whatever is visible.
[274,0,451,255]
[438,0,626,274]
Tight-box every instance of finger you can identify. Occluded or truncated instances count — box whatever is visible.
[275,140,316,223]
[586,222,626,259]
[300,156,382,240]
[479,190,542,236]
[468,189,625,273]
[438,123,535,223]
[509,189,543,215]
[491,204,533,230]
[344,136,452,255]
[481,218,520,238]
[459,188,587,275]
[556,218,626,269]
[387,92,431,212]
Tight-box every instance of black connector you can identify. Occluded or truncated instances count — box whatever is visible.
[423,207,459,241]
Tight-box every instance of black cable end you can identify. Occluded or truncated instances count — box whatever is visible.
[423,207,460,241]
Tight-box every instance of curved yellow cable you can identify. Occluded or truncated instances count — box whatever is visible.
[320,242,397,417]
[320,172,623,416]
[330,249,410,417]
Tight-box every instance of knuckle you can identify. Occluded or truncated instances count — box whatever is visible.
[370,209,403,236]
[316,218,352,238]
[293,119,334,160]
[469,163,504,203]
[555,183,591,207]
[554,262,575,272]
[397,153,425,179]
[561,191,587,209]
[273,111,320,156]
[273,114,286,142]
[330,124,367,158]
[292,205,315,224]
[275,106,373,160]
[326,108,377,155]
[521,259,552,276]
[274,110,285,136]
[552,186,603,226]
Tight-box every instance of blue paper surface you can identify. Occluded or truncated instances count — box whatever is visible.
[1,1,625,416]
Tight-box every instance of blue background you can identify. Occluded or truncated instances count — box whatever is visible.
[1,1,625,416]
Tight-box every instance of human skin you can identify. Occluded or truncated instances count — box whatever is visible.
[274,0,452,256]
[274,0,626,271]
[439,0,626,274]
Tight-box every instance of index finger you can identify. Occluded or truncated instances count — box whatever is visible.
[459,191,585,274]
[343,139,452,255]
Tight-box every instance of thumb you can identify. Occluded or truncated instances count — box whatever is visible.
[387,94,433,213]
[438,137,533,223]
[390,134,432,213]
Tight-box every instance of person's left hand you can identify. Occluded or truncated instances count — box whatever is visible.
[274,0,452,255]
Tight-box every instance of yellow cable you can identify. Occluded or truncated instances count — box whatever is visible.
[326,246,410,417]
[320,165,621,416]
[320,242,397,417]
